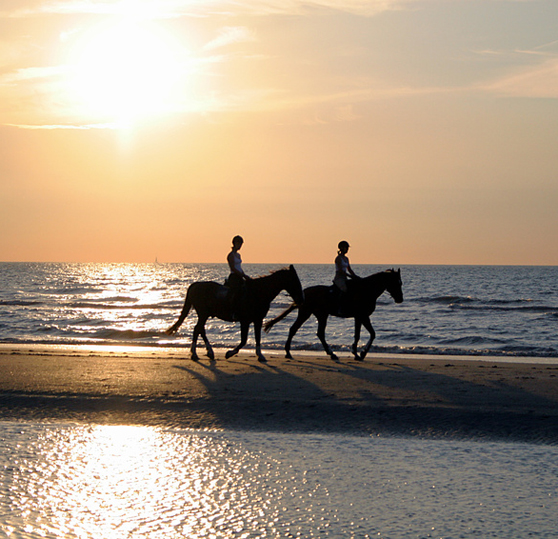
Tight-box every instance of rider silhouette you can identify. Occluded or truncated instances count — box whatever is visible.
[226,235,251,320]
[333,240,358,315]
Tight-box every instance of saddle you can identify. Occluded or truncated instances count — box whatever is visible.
[216,285,229,301]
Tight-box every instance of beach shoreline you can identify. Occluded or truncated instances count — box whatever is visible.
[1,344,558,443]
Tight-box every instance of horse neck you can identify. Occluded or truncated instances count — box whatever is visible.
[252,271,287,302]
[361,272,389,299]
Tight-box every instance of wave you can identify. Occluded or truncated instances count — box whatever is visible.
[0,300,46,307]
[366,344,558,358]
[68,301,178,311]
[437,335,509,346]
[417,296,475,305]
[414,296,558,314]
[2,335,556,359]
[1,299,180,311]
[92,329,167,340]
[458,304,558,314]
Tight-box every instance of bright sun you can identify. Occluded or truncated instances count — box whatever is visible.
[70,20,185,124]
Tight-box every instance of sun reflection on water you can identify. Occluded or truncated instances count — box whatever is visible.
[1,424,288,538]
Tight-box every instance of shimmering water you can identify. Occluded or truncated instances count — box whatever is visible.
[1,422,557,538]
[1,262,557,358]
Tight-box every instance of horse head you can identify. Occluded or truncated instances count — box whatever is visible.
[286,265,305,306]
[386,268,403,304]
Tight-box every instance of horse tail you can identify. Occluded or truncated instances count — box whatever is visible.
[264,303,297,333]
[165,288,193,335]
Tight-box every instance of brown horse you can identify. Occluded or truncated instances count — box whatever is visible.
[264,269,403,361]
[166,265,304,362]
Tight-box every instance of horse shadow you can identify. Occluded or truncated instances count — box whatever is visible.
[171,356,558,442]
[333,360,555,407]
[327,359,558,442]
[172,358,388,434]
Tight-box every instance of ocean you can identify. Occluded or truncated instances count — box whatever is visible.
[0,262,556,358]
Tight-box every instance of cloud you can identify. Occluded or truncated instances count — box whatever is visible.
[482,58,558,99]
[1,0,412,19]
[5,122,121,129]
[2,0,541,20]
[0,65,67,83]
[203,26,256,51]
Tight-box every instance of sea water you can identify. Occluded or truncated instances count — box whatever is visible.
[1,422,557,539]
[0,262,557,358]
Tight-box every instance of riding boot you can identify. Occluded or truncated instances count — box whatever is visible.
[230,297,239,321]
[338,292,349,317]
[330,285,346,317]
[226,273,243,321]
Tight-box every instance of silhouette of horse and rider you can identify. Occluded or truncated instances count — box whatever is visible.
[166,237,403,362]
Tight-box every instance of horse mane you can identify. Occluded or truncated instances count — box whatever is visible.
[252,266,291,280]
[363,268,395,280]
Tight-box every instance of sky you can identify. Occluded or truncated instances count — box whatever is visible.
[0,0,557,265]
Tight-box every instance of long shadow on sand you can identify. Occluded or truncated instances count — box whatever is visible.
[2,353,558,442]
[173,359,369,434]
[173,357,558,443]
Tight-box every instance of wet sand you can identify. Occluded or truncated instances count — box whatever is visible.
[1,345,558,443]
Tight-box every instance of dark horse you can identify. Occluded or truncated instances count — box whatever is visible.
[166,265,304,362]
[264,269,403,361]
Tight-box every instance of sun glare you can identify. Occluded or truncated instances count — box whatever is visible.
[70,20,185,124]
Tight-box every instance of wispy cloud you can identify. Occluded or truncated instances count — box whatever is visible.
[2,0,541,20]
[5,121,121,129]
[203,26,256,51]
[1,0,417,19]
[482,58,558,99]
[0,65,67,83]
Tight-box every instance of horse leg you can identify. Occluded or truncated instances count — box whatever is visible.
[351,318,362,360]
[317,315,338,361]
[359,317,376,361]
[198,324,214,360]
[225,322,249,359]
[190,317,205,361]
[285,310,312,359]
[253,320,266,363]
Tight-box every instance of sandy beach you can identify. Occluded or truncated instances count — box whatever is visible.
[1,344,558,443]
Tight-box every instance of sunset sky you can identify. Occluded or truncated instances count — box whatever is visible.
[1,0,557,265]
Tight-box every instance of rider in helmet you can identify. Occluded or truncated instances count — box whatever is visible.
[226,235,250,319]
[333,240,358,293]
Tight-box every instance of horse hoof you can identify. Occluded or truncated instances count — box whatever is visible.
[258,357,267,363]
[330,354,340,361]
[225,350,235,359]
[191,354,199,362]
[285,352,293,360]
